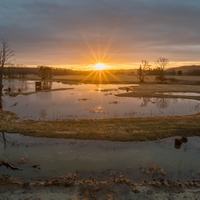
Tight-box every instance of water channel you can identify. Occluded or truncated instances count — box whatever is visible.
[1,133,200,182]
[1,80,200,120]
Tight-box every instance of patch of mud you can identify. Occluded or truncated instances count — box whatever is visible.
[1,180,200,200]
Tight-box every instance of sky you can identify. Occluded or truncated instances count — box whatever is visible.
[0,0,200,70]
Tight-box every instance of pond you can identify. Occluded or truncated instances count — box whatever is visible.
[1,133,200,182]
[1,80,200,120]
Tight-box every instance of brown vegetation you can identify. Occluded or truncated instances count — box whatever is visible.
[0,109,200,141]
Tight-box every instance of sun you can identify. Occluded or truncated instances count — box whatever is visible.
[93,63,107,71]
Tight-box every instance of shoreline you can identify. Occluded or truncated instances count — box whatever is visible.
[1,176,200,199]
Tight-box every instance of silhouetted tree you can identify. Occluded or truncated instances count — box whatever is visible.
[177,70,182,76]
[148,68,160,75]
[0,40,14,109]
[137,60,150,83]
[7,65,15,78]
[156,57,169,83]
[16,64,27,78]
[166,69,176,75]
[187,69,200,76]
[38,66,52,79]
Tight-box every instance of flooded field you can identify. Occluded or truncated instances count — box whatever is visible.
[1,80,200,183]
[1,133,200,182]
[2,80,200,120]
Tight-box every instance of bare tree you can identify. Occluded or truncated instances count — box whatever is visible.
[38,65,52,80]
[16,64,28,78]
[137,60,150,83]
[156,57,169,83]
[0,40,14,108]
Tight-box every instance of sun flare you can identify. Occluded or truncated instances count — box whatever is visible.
[93,63,107,71]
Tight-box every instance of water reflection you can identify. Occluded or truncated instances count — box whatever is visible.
[156,98,169,109]
[1,133,200,181]
[0,132,15,158]
[1,132,6,149]
[90,106,108,114]
[140,97,152,107]
[174,136,188,149]
[140,97,170,109]
[35,81,52,91]
[3,80,53,94]
[1,80,200,120]
[3,79,31,94]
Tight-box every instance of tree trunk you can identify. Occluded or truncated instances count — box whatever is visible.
[0,70,3,109]
[0,40,14,109]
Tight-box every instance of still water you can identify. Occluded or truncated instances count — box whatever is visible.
[2,80,200,120]
[1,81,200,181]
[0,133,200,181]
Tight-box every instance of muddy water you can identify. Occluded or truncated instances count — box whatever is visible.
[1,133,200,181]
[2,81,200,120]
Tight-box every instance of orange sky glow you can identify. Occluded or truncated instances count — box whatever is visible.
[1,1,200,70]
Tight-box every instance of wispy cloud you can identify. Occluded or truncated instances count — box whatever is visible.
[1,0,200,68]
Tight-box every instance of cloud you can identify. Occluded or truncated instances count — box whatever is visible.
[0,0,200,68]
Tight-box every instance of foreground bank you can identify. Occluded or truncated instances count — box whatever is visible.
[1,179,200,200]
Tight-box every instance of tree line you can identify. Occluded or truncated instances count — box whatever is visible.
[137,57,169,83]
[136,59,200,83]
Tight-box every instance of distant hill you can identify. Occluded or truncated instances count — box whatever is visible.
[166,65,200,74]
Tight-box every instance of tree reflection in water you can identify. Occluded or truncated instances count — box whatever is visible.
[140,97,152,107]
[0,132,9,160]
[156,98,169,109]
[1,132,22,164]
[4,80,30,93]
[140,97,169,109]
[1,132,6,149]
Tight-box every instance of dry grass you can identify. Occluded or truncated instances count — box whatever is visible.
[53,74,200,84]
[166,75,200,82]
[26,74,200,84]
[117,84,200,101]
[1,109,200,141]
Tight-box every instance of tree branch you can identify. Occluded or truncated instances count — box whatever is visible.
[0,160,23,171]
